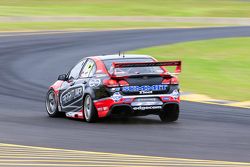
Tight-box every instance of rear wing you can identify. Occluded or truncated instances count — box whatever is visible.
[111,60,181,77]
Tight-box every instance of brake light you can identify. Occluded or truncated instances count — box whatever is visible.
[103,79,119,87]
[162,77,179,84]
[103,79,129,87]
[118,80,129,86]
[162,78,171,84]
[171,77,179,84]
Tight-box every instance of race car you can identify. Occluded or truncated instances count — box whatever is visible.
[45,54,181,123]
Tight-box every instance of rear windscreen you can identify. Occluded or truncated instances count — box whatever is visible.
[103,58,164,75]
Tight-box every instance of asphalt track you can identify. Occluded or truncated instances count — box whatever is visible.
[0,27,250,163]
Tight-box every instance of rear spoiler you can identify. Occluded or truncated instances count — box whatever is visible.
[112,60,181,74]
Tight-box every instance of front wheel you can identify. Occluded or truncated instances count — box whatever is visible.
[45,89,62,117]
[159,104,179,122]
[84,95,98,123]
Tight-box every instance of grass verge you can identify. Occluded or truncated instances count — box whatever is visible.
[0,0,250,17]
[0,22,229,31]
[131,37,250,101]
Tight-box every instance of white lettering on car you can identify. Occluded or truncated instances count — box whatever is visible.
[133,106,162,111]
[61,86,83,107]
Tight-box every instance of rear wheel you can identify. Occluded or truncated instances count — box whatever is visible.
[159,104,179,122]
[45,89,62,117]
[84,95,98,123]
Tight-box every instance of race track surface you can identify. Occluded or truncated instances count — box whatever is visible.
[0,27,250,162]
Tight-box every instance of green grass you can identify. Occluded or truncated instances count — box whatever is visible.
[0,0,249,17]
[0,22,228,31]
[130,37,250,101]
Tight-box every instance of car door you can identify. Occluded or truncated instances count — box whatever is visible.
[59,59,96,113]
[58,59,86,113]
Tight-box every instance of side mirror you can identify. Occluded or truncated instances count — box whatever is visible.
[58,74,68,81]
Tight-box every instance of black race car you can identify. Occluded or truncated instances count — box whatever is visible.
[45,54,181,123]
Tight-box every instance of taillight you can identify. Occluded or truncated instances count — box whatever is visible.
[103,79,119,87]
[171,77,179,84]
[118,80,129,86]
[103,79,129,87]
[162,77,179,84]
[162,78,171,84]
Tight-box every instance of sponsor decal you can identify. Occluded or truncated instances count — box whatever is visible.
[171,89,180,99]
[89,79,101,87]
[66,112,75,117]
[123,98,133,103]
[162,96,170,101]
[66,111,83,118]
[111,92,123,102]
[97,106,108,112]
[131,101,163,107]
[134,98,159,102]
[123,98,134,103]
[139,90,152,94]
[61,86,83,107]
[133,106,162,111]
[122,85,167,92]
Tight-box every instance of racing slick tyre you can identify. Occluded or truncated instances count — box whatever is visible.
[159,104,179,122]
[84,95,98,123]
[45,89,63,117]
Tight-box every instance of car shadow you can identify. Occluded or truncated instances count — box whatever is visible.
[49,114,178,125]
[96,116,177,125]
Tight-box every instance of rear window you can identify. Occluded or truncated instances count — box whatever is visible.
[103,58,164,75]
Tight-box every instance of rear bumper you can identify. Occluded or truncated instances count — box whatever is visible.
[93,94,180,118]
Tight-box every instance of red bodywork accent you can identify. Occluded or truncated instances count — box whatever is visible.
[162,77,179,85]
[160,96,180,103]
[49,80,63,95]
[94,98,119,117]
[94,96,180,118]
[91,57,109,74]
[94,97,139,118]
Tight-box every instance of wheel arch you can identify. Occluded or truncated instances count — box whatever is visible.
[83,87,96,100]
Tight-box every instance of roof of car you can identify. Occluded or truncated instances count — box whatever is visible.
[94,54,152,60]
